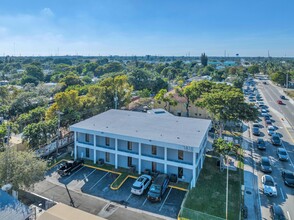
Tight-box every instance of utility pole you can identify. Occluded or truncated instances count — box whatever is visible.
[55,111,63,156]
[286,72,289,89]
[226,162,229,220]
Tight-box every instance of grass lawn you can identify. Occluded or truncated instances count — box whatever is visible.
[180,156,243,220]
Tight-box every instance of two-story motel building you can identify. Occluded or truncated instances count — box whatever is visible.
[70,109,211,188]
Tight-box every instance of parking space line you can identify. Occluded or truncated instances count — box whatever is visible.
[159,188,172,212]
[287,211,292,220]
[142,198,148,206]
[63,166,85,181]
[74,169,96,188]
[126,193,132,202]
[89,172,109,190]
[279,187,285,200]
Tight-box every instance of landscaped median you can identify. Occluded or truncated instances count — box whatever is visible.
[178,152,244,220]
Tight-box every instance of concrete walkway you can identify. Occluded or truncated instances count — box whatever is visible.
[241,124,261,220]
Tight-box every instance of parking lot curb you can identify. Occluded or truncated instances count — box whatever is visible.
[168,185,189,192]
[110,174,129,190]
[84,164,121,175]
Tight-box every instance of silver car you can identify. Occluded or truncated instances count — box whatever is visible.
[131,175,152,195]
[261,175,277,197]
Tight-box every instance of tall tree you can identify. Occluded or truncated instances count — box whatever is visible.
[248,65,259,76]
[196,86,258,136]
[154,89,177,110]
[201,53,208,67]
[0,147,47,190]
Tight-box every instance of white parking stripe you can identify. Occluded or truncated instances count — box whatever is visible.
[63,166,85,181]
[280,187,285,200]
[287,211,292,220]
[74,169,96,188]
[126,193,132,202]
[89,172,109,190]
[142,198,148,206]
[159,188,172,211]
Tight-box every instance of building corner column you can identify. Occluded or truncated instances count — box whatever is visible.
[192,150,196,188]
[93,134,96,164]
[164,147,167,173]
[138,143,141,174]
[74,131,77,160]
[115,138,118,169]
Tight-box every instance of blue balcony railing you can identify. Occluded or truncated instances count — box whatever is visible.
[141,153,164,160]
[117,148,138,155]
[167,158,193,165]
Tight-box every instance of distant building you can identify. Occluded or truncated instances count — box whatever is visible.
[154,89,211,119]
[70,109,211,188]
[0,80,9,86]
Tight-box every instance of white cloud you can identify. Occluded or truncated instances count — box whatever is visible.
[41,8,54,17]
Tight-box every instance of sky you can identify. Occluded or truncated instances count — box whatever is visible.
[0,0,293,57]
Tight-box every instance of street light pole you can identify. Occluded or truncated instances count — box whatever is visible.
[226,159,229,220]
[55,111,63,156]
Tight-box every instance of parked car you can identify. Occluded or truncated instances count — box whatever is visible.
[261,112,269,117]
[267,126,276,136]
[261,175,277,197]
[270,205,286,220]
[258,101,265,107]
[271,134,282,146]
[131,175,152,195]
[260,156,272,173]
[277,100,283,105]
[252,123,260,128]
[280,95,286,100]
[277,148,289,161]
[265,119,272,126]
[281,170,294,187]
[263,81,267,85]
[264,115,271,121]
[147,174,169,202]
[57,159,84,176]
[252,127,260,136]
[257,138,266,150]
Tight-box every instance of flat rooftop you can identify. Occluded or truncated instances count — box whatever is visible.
[70,109,211,148]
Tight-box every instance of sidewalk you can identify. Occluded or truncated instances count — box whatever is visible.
[241,124,261,220]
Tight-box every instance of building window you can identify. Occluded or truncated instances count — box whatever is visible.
[105,137,110,146]
[152,162,156,172]
[105,152,110,162]
[85,148,90,158]
[178,167,183,178]
[152,145,157,155]
[178,150,184,160]
[177,112,181,116]
[127,141,132,150]
[128,157,132,167]
[85,134,90,142]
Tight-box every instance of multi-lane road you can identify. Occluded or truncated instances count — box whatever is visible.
[247,79,294,220]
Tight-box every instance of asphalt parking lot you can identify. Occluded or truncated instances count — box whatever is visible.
[45,163,186,219]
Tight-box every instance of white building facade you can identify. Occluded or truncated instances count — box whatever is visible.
[70,109,211,188]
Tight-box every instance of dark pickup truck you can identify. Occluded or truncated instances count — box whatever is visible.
[57,159,84,176]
